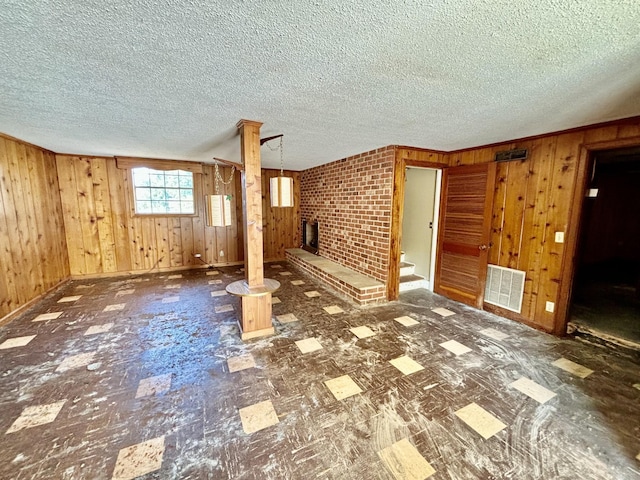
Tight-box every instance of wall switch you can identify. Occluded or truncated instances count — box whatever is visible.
[545,301,555,313]
[554,232,564,243]
[587,188,599,198]
[219,250,224,257]
[194,253,202,258]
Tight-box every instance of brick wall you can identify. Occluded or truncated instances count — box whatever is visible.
[300,146,395,284]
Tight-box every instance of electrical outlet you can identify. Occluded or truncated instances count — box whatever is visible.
[554,232,564,243]
[545,301,555,313]
[194,253,202,258]
[587,188,599,198]
[219,250,224,257]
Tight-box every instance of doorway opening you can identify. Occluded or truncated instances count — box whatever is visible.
[569,146,640,351]
[399,167,441,292]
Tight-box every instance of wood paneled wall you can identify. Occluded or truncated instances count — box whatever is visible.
[261,169,302,261]
[55,154,300,277]
[0,136,69,320]
[447,119,640,333]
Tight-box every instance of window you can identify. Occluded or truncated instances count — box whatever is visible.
[132,167,195,215]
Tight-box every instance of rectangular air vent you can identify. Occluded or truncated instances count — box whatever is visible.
[495,149,528,162]
[484,265,525,313]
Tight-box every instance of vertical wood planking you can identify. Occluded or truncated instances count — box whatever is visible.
[3,138,299,319]
[105,159,132,272]
[73,157,102,273]
[533,132,584,329]
[1,136,69,319]
[447,120,640,333]
[91,158,117,273]
[0,138,24,310]
[56,156,86,275]
[519,138,556,320]
[168,217,183,267]
[15,142,44,294]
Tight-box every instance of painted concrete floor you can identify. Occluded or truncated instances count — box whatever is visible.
[1,263,639,479]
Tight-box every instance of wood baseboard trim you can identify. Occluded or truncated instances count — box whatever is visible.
[70,262,245,281]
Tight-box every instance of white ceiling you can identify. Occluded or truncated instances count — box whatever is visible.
[1,1,639,171]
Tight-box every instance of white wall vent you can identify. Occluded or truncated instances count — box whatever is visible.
[484,265,526,313]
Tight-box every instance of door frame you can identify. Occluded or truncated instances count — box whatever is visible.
[557,135,640,335]
[388,149,447,301]
[400,166,442,291]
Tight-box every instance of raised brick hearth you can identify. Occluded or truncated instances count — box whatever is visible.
[286,248,386,305]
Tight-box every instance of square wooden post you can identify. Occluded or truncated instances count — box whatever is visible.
[235,119,274,339]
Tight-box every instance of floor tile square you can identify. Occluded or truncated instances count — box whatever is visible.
[206,270,220,276]
[394,315,419,327]
[270,264,283,269]
[227,354,256,373]
[350,325,375,339]
[6,400,66,434]
[162,296,180,303]
[56,352,97,372]
[295,337,323,353]
[33,312,63,322]
[276,313,299,323]
[552,357,594,378]
[324,374,363,400]
[510,377,557,404]
[115,288,135,297]
[210,290,228,297]
[135,374,172,398]
[112,436,165,480]
[239,400,279,434]
[103,303,126,312]
[377,438,436,480]
[165,284,181,289]
[432,307,455,317]
[455,402,506,439]
[58,295,82,303]
[440,339,472,356]
[167,274,182,279]
[215,304,234,313]
[271,297,281,304]
[291,280,305,286]
[279,271,292,276]
[0,335,36,349]
[84,323,114,336]
[304,291,321,298]
[208,279,223,285]
[480,328,510,341]
[323,305,344,315]
[389,355,424,375]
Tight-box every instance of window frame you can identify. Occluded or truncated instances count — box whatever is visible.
[116,157,203,218]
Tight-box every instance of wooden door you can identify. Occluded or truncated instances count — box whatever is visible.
[434,163,496,308]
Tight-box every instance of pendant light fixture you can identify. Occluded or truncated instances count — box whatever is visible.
[206,163,235,227]
[267,136,294,208]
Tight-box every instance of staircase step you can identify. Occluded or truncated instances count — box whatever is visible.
[400,251,406,262]
[399,261,415,276]
[399,274,429,292]
[400,274,424,283]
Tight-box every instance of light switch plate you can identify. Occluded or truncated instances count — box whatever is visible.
[545,301,555,313]
[555,232,564,243]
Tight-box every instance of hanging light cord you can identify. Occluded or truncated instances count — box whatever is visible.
[214,163,235,194]
[265,137,285,175]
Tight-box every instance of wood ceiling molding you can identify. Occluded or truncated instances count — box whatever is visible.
[115,156,204,174]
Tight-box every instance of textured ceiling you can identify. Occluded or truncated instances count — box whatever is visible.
[1,1,639,170]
